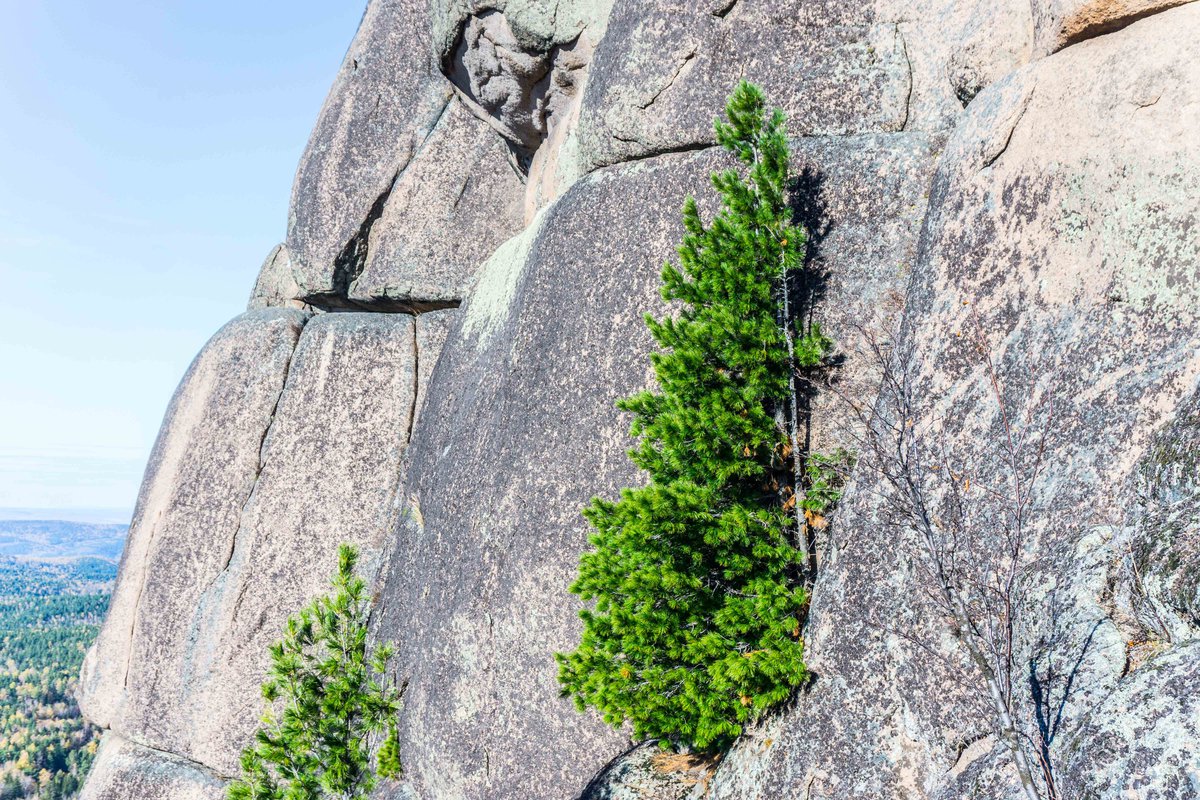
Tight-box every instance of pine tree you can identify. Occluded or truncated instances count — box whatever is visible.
[554,82,830,758]
[556,82,832,752]
[229,544,404,800]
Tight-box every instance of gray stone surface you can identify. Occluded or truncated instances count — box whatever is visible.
[577,1,911,170]
[445,9,595,160]
[349,98,525,305]
[180,312,419,774]
[431,0,615,57]
[576,0,1033,171]
[372,130,938,800]
[80,309,309,734]
[79,735,227,800]
[415,309,459,425]
[786,133,935,455]
[83,311,420,776]
[704,7,1200,797]
[247,242,306,310]
[374,155,679,800]
[1032,0,1197,54]
[579,744,704,800]
[1126,384,1200,644]
[288,0,619,308]
[436,3,614,219]
[1059,641,1200,798]
[286,0,451,300]
[878,0,1032,128]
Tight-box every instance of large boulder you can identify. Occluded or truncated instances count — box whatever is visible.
[577,1,909,170]
[415,309,459,422]
[705,6,1200,798]
[80,309,308,734]
[82,311,425,776]
[280,0,617,310]
[576,0,1033,171]
[432,2,616,217]
[246,243,306,311]
[347,98,525,306]
[285,0,450,302]
[789,133,935,453]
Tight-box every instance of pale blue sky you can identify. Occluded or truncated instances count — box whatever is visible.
[0,1,366,518]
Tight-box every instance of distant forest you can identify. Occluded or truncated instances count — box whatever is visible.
[0,557,117,799]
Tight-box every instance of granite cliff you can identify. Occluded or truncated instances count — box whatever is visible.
[78,1,1199,798]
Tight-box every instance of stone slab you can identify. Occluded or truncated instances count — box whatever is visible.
[83,311,420,777]
[79,735,226,800]
[349,98,525,305]
[79,309,309,735]
[286,0,451,299]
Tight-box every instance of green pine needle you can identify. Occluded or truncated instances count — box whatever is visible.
[228,544,405,799]
[556,81,839,753]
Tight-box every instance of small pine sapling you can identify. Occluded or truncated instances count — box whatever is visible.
[229,544,404,800]
[557,81,835,753]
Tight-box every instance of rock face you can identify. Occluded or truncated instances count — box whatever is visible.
[706,7,1200,798]
[373,131,935,800]
[79,735,225,800]
[286,0,451,303]
[81,310,430,780]
[81,0,1200,798]
[81,309,309,736]
[578,1,908,170]
[1031,0,1197,54]
[350,97,526,305]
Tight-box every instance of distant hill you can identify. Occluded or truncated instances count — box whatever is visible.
[0,520,127,562]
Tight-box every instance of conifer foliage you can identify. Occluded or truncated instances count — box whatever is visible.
[229,544,404,800]
[557,82,831,752]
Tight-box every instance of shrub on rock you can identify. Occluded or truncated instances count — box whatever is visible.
[556,82,829,752]
[229,544,403,800]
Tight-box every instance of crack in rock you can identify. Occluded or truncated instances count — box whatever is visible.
[713,0,740,19]
[194,312,311,611]
[981,85,1034,168]
[329,172,396,298]
[639,49,697,110]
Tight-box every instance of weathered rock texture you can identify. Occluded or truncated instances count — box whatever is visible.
[286,0,615,309]
[286,0,450,303]
[81,0,1200,798]
[79,735,225,800]
[705,7,1200,798]
[246,243,306,311]
[81,310,431,780]
[81,309,309,736]
[1032,0,1197,54]
[578,0,1034,169]
[350,97,525,305]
